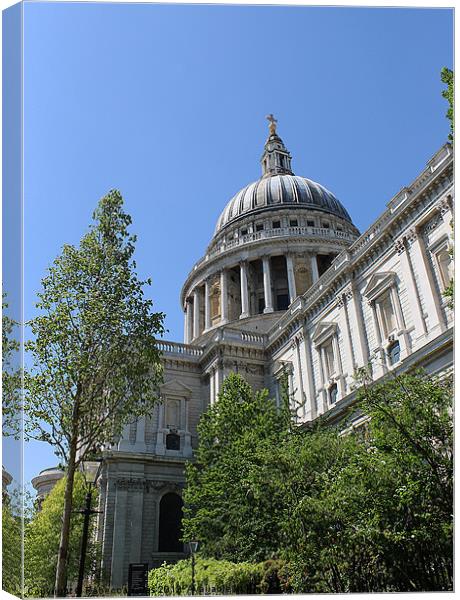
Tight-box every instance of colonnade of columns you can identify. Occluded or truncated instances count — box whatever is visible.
[184,252,322,343]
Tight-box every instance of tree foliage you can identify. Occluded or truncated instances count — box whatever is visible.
[183,370,453,592]
[441,67,453,140]
[182,373,290,562]
[24,473,99,598]
[2,294,22,436]
[24,189,165,595]
[24,190,165,462]
[2,492,23,596]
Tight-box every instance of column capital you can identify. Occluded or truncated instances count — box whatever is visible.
[394,237,406,255]
[406,227,418,245]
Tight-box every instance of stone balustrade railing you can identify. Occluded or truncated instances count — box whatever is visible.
[156,340,204,357]
[189,225,357,274]
[213,327,267,346]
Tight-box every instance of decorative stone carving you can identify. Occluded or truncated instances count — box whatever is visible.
[394,237,406,255]
[436,196,451,215]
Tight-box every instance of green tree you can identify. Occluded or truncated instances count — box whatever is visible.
[2,491,23,596]
[182,373,291,562]
[2,294,22,436]
[24,473,99,597]
[441,67,453,140]
[24,190,165,596]
[278,370,453,592]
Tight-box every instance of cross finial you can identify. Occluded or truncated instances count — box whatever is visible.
[266,113,277,135]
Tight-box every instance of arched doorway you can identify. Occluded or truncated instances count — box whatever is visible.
[158,492,183,552]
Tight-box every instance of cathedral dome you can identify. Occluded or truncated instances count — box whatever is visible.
[214,174,353,235]
[213,116,353,236]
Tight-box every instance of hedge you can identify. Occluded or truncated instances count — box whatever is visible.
[148,557,291,595]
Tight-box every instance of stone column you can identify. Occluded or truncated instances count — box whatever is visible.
[339,292,356,370]
[408,227,446,337]
[239,261,249,319]
[286,254,297,303]
[302,325,318,421]
[185,299,193,344]
[310,253,320,283]
[193,288,201,340]
[220,270,228,324]
[204,279,211,331]
[293,336,306,418]
[262,256,274,313]
[348,284,369,367]
[395,238,426,341]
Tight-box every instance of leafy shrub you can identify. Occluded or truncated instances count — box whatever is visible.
[149,557,292,596]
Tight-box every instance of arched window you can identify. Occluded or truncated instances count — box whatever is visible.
[436,248,453,290]
[158,493,183,553]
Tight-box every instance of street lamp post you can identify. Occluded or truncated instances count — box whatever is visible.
[75,459,103,598]
[188,541,199,596]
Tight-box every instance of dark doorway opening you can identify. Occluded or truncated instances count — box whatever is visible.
[158,493,183,552]
[166,432,181,450]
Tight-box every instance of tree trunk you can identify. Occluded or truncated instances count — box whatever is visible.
[54,441,77,596]
[55,394,81,597]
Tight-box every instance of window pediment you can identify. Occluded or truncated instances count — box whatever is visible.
[312,321,338,347]
[363,271,397,302]
[159,379,193,399]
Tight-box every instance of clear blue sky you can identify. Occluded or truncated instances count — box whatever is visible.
[16,2,455,484]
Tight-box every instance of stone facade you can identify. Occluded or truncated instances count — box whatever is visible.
[33,124,454,590]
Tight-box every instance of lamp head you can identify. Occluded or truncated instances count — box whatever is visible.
[80,459,102,487]
[188,541,199,554]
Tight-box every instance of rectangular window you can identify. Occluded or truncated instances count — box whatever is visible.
[324,339,336,377]
[165,399,180,428]
[256,223,264,232]
[328,383,338,404]
[258,297,265,314]
[241,228,248,236]
[388,341,401,366]
[307,220,315,227]
[276,294,289,311]
[289,219,298,227]
[272,220,281,229]
[322,222,330,229]
[379,291,397,338]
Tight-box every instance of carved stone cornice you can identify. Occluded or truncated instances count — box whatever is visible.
[115,478,185,493]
